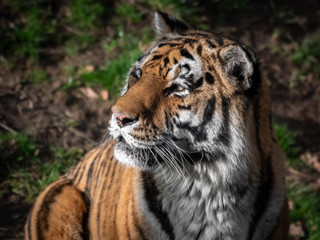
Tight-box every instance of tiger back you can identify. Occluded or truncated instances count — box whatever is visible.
[25,11,289,240]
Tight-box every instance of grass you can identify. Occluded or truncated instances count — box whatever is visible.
[62,29,151,95]
[274,123,306,169]
[288,182,320,240]
[115,4,143,23]
[274,123,320,238]
[64,0,105,53]
[9,5,53,62]
[78,51,141,94]
[291,31,320,84]
[0,132,83,203]
[68,0,104,30]
[143,0,194,18]
[25,67,48,83]
[268,0,295,24]
[1,0,105,62]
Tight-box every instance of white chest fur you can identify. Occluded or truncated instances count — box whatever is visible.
[156,167,255,240]
[135,155,258,240]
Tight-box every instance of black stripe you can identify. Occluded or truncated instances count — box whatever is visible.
[97,160,118,236]
[151,54,163,61]
[37,180,73,239]
[206,39,216,48]
[102,160,121,239]
[108,159,119,190]
[183,38,195,46]
[215,36,224,46]
[144,61,159,69]
[73,162,86,185]
[72,149,96,184]
[205,72,214,84]
[158,43,168,48]
[85,149,104,195]
[164,111,170,130]
[246,100,274,240]
[164,84,179,96]
[178,105,191,110]
[158,42,180,48]
[194,77,204,88]
[93,146,112,196]
[180,49,194,60]
[130,71,139,79]
[196,45,202,55]
[164,67,172,79]
[80,191,90,239]
[177,96,216,142]
[203,96,216,124]
[169,43,180,47]
[142,172,175,240]
[163,57,170,67]
[173,118,176,124]
[159,36,168,41]
[216,96,230,145]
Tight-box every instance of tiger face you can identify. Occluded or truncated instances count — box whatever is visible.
[109,11,260,171]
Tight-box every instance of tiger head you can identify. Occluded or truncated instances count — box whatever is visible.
[109,11,261,171]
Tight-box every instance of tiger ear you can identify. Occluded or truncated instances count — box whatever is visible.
[154,11,189,36]
[220,45,256,91]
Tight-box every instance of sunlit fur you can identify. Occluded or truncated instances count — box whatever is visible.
[25,11,289,240]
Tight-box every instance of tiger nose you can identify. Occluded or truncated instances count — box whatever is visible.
[112,109,138,128]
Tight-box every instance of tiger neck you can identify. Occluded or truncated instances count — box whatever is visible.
[139,143,255,240]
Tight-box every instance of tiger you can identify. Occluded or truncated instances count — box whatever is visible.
[25,11,289,240]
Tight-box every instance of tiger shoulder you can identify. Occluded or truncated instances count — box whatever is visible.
[25,10,289,240]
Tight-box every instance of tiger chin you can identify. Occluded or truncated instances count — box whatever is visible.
[25,11,289,240]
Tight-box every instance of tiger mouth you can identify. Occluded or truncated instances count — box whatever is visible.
[115,136,160,168]
[116,133,163,149]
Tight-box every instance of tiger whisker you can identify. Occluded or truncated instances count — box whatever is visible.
[163,141,190,177]
[149,146,168,182]
[155,145,183,180]
[162,144,186,179]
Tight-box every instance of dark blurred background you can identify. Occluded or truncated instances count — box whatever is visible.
[0,0,319,239]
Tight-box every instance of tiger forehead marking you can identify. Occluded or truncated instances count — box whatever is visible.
[135,35,238,99]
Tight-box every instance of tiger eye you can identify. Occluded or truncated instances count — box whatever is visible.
[176,86,184,92]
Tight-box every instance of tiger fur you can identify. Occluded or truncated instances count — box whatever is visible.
[25,11,289,240]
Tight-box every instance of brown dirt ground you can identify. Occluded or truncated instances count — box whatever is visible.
[0,4,320,239]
